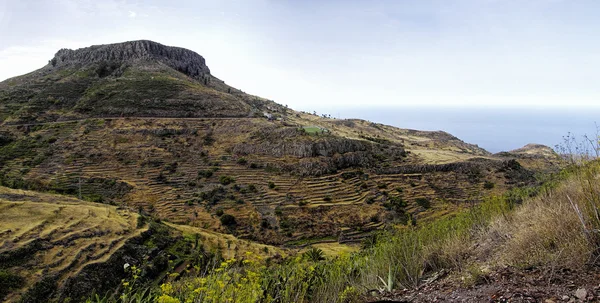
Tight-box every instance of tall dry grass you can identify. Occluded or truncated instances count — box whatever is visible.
[486,161,600,269]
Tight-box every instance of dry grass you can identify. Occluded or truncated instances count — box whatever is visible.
[164,222,288,260]
[480,162,600,269]
[307,242,359,256]
[0,186,145,302]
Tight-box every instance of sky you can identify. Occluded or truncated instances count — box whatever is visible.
[1,0,600,151]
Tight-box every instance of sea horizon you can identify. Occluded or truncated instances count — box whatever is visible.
[305,106,600,153]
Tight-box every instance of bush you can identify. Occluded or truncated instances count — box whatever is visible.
[415,197,431,209]
[215,209,224,216]
[248,184,257,192]
[0,270,24,299]
[219,176,235,185]
[323,196,332,202]
[268,181,276,189]
[198,170,213,178]
[236,157,248,165]
[484,181,495,189]
[220,214,236,226]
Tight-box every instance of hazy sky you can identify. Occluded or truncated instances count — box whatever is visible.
[1,0,600,112]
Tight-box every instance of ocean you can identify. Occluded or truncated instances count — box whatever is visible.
[313,106,600,153]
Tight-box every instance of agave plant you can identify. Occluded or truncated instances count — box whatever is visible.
[303,247,326,262]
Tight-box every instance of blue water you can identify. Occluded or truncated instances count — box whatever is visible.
[309,106,600,153]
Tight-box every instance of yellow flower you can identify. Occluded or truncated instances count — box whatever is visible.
[156,294,180,303]
[160,282,174,295]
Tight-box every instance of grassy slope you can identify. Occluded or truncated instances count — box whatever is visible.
[0,186,145,302]
[90,159,600,303]
[0,116,526,246]
[164,222,288,260]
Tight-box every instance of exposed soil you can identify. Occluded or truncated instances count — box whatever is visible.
[368,266,600,302]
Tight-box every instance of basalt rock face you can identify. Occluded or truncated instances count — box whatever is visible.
[0,40,254,124]
[50,40,211,79]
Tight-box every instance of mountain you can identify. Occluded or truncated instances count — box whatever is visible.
[0,40,559,301]
[0,40,254,123]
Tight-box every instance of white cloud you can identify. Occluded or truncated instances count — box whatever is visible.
[128,11,137,18]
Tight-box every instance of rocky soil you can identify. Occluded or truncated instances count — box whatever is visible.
[368,266,600,302]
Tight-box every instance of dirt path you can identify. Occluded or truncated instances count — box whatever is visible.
[368,267,600,302]
[1,116,259,127]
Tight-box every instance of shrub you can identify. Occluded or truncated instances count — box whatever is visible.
[236,157,248,165]
[415,197,431,209]
[484,181,495,189]
[0,270,24,299]
[268,181,276,189]
[323,195,332,202]
[219,175,235,185]
[247,184,257,192]
[303,247,325,262]
[249,163,259,169]
[384,196,407,213]
[197,170,213,178]
[215,209,224,216]
[220,214,236,226]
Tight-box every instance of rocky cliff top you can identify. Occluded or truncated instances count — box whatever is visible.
[50,40,210,79]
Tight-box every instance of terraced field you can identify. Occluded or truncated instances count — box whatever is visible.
[0,186,145,302]
[0,116,526,247]
[164,222,288,260]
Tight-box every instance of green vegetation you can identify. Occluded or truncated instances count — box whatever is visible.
[88,186,530,303]
[415,197,431,209]
[0,270,24,300]
[303,247,326,262]
[301,126,323,135]
[219,175,235,185]
[483,180,495,189]
[219,214,236,226]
